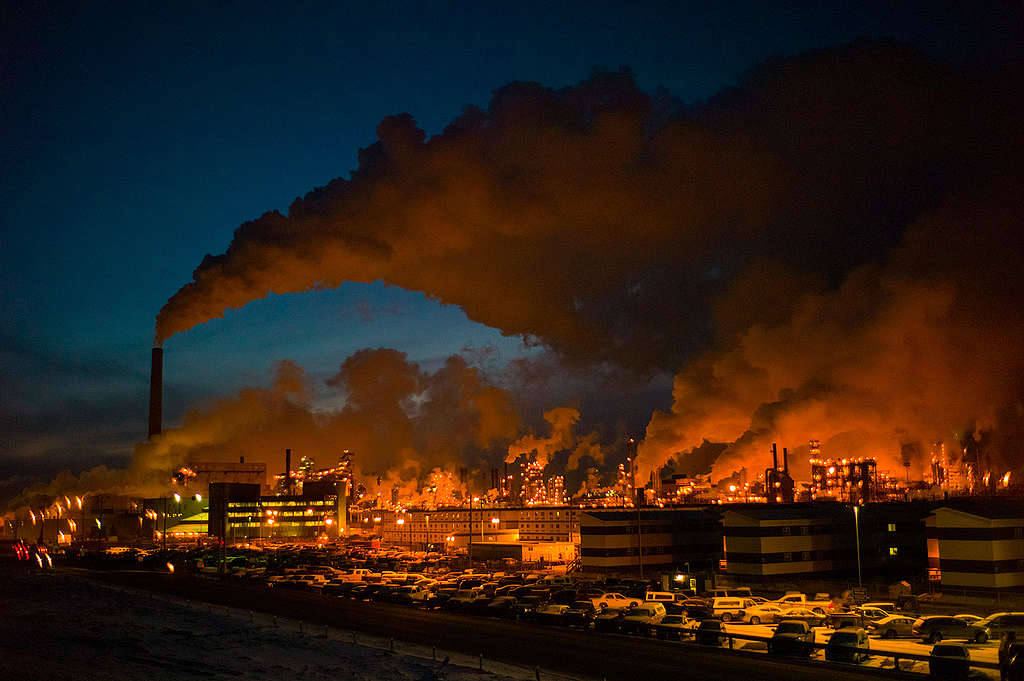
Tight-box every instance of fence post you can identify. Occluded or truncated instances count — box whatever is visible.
[388,637,394,652]
[478,654,483,670]
[534,666,540,681]
[432,646,436,661]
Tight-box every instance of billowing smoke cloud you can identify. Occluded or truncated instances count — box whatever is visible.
[152,40,1022,486]
[506,407,580,468]
[638,183,1024,483]
[159,41,988,371]
[137,350,522,489]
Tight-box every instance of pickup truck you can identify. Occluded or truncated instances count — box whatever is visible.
[774,593,833,611]
[338,568,381,582]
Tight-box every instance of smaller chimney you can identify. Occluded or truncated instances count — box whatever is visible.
[782,447,789,474]
[239,456,245,464]
[771,443,779,470]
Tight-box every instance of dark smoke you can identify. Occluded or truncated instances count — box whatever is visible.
[150,40,1022,483]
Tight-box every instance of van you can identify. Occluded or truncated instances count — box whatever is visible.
[710,587,753,599]
[712,597,751,622]
[645,591,679,604]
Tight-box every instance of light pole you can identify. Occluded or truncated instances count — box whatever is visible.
[854,504,863,588]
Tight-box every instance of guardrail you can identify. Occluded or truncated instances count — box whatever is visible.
[653,627,1000,675]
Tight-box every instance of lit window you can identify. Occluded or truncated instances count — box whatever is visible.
[888,523,896,532]
[889,547,898,556]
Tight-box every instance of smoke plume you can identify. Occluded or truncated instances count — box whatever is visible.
[153,40,1022,485]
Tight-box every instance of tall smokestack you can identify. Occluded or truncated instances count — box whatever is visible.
[771,443,778,471]
[782,447,789,474]
[285,449,292,493]
[148,347,163,438]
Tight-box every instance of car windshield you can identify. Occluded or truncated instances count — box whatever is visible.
[777,622,806,634]
[831,632,858,644]
[663,616,685,624]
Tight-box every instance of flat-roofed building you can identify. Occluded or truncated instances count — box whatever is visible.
[579,508,721,575]
[722,504,851,577]
[926,502,1024,590]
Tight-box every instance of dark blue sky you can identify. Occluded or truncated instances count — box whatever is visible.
[2,1,1020,493]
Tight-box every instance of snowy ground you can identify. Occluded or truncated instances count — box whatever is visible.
[1,565,583,681]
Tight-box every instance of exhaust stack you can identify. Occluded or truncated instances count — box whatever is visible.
[148,347,163,438]
[285,448,292,493]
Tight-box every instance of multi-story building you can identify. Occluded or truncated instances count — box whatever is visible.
[926,502,1024,590]
[722,505,851,577]
[579,508,721,574]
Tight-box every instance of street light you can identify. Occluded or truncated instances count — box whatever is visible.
[853,504,863,588]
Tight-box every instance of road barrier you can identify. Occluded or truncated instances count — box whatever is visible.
[660,626,1000,676]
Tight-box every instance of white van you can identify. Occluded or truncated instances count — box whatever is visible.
[712,597,752,622]
[645,591,679,604]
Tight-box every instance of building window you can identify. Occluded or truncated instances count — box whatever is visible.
[889,547,898,556]
[888,523,896,532]
[783,552,793,562]
[1015,528,1024,539]
[782,527,791,536]
[801,551,811,561]
[800,526,809,536]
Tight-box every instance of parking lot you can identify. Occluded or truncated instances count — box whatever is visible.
[41,540,1014,679]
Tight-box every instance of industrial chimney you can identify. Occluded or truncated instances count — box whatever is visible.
[285,448,292,493]
[148,347,163,438]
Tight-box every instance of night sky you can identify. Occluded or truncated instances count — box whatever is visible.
[2,1,1022,507]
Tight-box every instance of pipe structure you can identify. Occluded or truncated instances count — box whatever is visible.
[148,347,163,438]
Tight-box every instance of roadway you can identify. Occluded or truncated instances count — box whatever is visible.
[81,569,911,681]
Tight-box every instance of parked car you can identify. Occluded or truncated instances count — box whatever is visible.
[867,615,917,639]
[514,596,543,622]
[565,600,597,628]
[593,593,640,611]
[769,620,815,657]
[444,589,483,611]
[711,597,750,622]
[593,610,625,633]
[681,599,712,621]
[968,612,1024,643]
[620,603,667,635]
[742,603,787,625]
[650,614,690,640]
[779,607,825,628]
[913,616,985,644]
[929,643,970,679]
[854,607,890,623]
[696,619,727,646]
[709,587,753,599]
[535,603,570,626]
[860,602,897,613]
[952,614,983,625]
[484,596,519,619]
[825,627,869,663]
[827,612,867,630]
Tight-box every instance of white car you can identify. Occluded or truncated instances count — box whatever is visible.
[742,603,787,625]
[593,593,640,611]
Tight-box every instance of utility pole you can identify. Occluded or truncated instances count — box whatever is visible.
[630,437,644,581]
[162,497,168,552]
[467,496,473,568]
